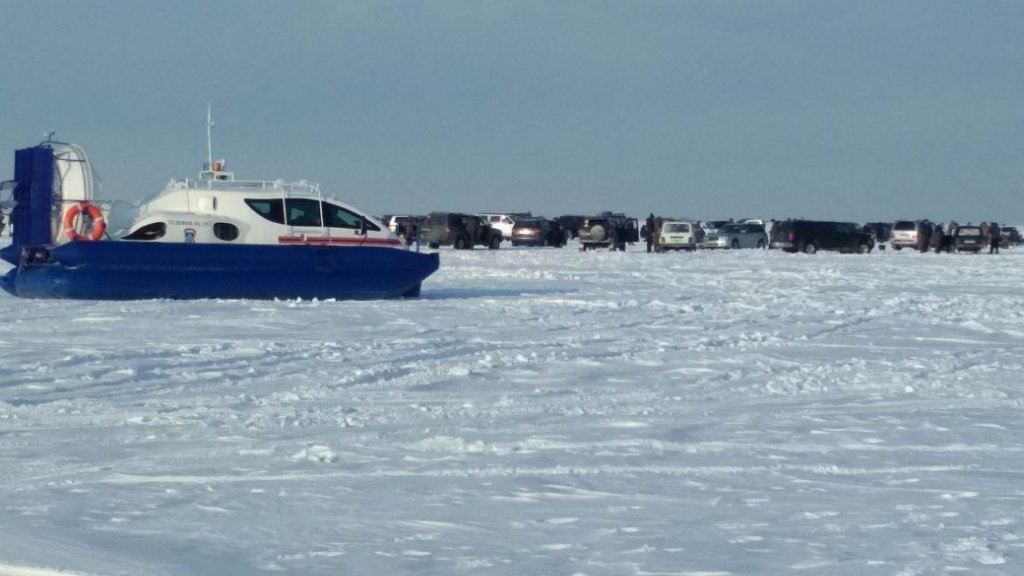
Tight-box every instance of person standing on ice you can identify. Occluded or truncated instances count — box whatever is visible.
[645,213,656,253]
[464,215,479,247]
[945,220,958,253]
[931,222,944,253]
[989,222,1002,254]
[403,219,417,249]
[918,221,932,252]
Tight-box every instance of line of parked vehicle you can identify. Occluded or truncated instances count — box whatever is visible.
[870,220,1022,253]
[380,212,1021,255]
[382,212,637,251]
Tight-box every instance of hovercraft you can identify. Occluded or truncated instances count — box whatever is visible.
[0,140,438,300]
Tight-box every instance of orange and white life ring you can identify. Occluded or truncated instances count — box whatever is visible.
[63,201,106,241]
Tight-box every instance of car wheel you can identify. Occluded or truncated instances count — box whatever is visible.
[756,239,765,249]
[489,236,501,250]
[893,245,902,251]
[428,242,440,249]
[608,231,619,252]
[857,242,870,254]
[803,242,818,254]
[454,236,468,250]
[731,239,740,249]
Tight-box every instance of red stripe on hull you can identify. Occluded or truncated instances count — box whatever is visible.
[278,236,402,247]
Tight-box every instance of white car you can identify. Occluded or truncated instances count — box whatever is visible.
[702,223,769,249]
[656,220,699,252]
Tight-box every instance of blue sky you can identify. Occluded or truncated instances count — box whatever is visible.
[2,1,1021,223]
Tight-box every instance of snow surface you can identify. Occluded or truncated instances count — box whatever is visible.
[2,242,1024,575]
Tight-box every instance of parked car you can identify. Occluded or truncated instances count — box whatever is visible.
[511,218,565,247]
[479,213,531,240]
[890,220,929,251]
[656,220,699,252]
[953,226,984,253]
[1000,226,1022,248]
[862,222,893,246]
[578,212,639,251]
[770,220,874,254]
[420,212,503,250]
[553,215,586,240]
[702,222,769,249]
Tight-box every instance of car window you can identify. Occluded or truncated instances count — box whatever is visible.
[893,221,917,230]
[720,224,742,233]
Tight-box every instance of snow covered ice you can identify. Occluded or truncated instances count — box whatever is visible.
[2,243,1024,575]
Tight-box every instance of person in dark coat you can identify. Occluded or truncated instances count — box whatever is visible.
[989,222,1002,254]
[546,220,564,247]
[944,220,957,253]
[402,219,416,248]
[918,221,932,253]
[645,213,656,253]
[464,215,479,247]
[931,222,944,253]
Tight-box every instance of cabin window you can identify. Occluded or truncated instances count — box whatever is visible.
[245,199,285,224]
[123,222,166,241]
[244,198,379,231]
[323,203,380,231]
[285,199,322,227]
[213,223,239,241]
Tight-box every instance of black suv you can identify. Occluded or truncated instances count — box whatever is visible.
[420,212,502,250]
[770,220,874,254]
[578,212,640,251]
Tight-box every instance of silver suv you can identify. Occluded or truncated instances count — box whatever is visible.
[890,220,927,251]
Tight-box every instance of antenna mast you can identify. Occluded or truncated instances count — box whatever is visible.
[206,103,213,170]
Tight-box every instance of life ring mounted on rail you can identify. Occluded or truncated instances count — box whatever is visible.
[63,201,106,241]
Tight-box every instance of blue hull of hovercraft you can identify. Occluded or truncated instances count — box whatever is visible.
[0,241,439,300]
